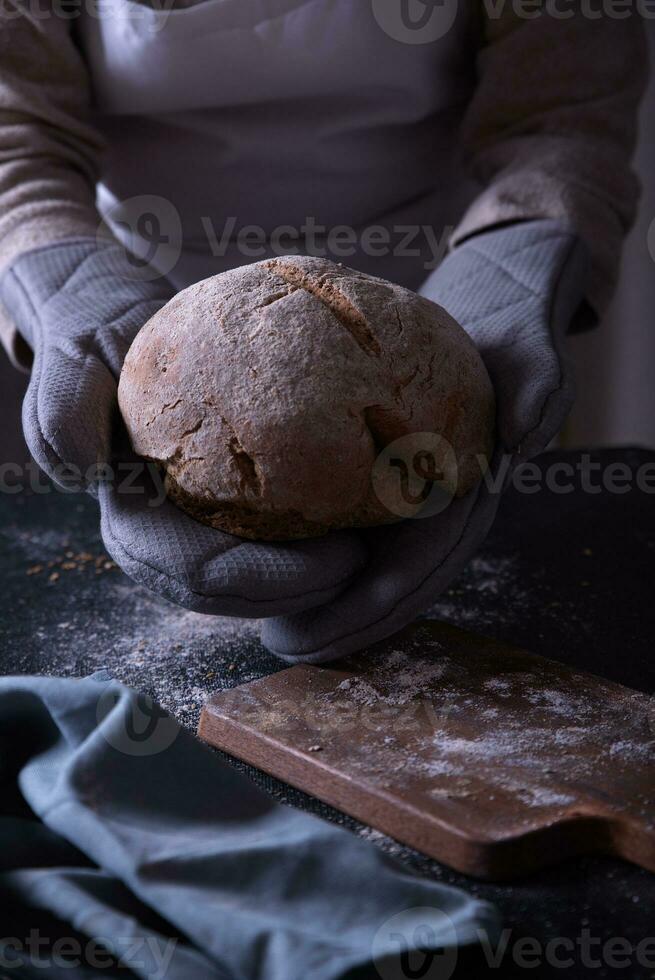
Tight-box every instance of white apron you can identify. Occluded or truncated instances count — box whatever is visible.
[78,0,480,291]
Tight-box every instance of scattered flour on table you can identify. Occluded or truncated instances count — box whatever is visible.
[315,627,655,816]
[333,643,451,707]
[356,825,404,857]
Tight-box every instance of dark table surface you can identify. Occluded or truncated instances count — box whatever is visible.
[1,446,654,979]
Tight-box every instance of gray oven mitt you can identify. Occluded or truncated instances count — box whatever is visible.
[262,220,590,662]
[0,238,366,618]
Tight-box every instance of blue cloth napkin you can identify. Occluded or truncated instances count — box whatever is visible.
[0,672,499,978]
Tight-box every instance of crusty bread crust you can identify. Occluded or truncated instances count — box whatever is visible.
[118,257,495,540]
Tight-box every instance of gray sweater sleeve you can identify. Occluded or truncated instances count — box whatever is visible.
[450,10,649,318]
[0,1,104,366]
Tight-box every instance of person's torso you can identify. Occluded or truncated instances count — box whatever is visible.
[78,0,480,289]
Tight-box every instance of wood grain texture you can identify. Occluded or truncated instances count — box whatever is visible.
[199,620,655,880]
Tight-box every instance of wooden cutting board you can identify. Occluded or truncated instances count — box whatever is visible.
[198,620,655,879]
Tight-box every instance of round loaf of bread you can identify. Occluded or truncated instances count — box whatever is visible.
[118,256,495,540]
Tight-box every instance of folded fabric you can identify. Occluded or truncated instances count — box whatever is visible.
[0,673,500,979]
